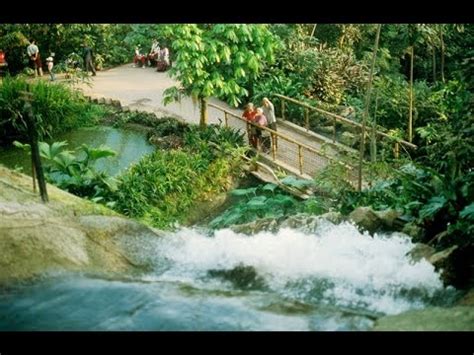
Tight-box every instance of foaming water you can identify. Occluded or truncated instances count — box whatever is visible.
[149,221,444,315]
[0,220,454,330]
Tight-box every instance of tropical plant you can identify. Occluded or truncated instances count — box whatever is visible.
[13,140,117,200]
[162,24,280,126]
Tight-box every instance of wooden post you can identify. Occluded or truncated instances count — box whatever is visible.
[305,108,309,131]
[271,133,277,161]
[199,97,208,128]
[310,24,317,38]
[358,24,381,192]
[22,92,49,203]
[298,145,303,175]
[281,100,285,121]
[224,111,228,127]
[408,46,414,143]
[394,142,400,159]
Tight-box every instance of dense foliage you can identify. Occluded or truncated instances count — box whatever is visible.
[0,77,106,144]
[111,124,247,229]
[0,24,132,74]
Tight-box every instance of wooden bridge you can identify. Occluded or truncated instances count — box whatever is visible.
[206,94,417,191]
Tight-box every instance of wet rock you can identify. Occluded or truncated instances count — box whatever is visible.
[372,306,474,331]
[402,222,425,240]
[349,207,382,234]
[319,211,344,224]
[428,245,459,266]
[428,245,461,287]
[280,213,323,232]
[406,243,436,263]
[230,218,280,235]
[0,166,161,286]
[374,209,402,229]
[208,264,266,290]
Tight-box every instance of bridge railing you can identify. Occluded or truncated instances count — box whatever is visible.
[274,94,417,160]
[207,102,357,185]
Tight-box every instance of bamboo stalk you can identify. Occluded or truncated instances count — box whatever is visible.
[409,46,414,143]
[358,24,381,191]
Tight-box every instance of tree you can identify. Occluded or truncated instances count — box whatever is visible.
[162,24,279,127]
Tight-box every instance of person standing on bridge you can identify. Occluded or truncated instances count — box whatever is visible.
[262,97,276,131]
[243,103,257,148]
[254,107,268,151]
[262,97,277,149]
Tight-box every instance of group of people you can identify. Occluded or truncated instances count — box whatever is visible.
[133,39,170,72]
[242,97,277,151]
[25,39,97,81]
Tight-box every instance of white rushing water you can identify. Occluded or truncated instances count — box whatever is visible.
[146,220,444,315]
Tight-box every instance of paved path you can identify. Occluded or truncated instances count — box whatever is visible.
[78,64,357,183]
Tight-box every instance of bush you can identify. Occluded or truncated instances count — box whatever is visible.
[0,77,106,144]
[110,124,246,229]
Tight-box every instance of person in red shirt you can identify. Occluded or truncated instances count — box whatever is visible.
[242,103,257,148]
[0,49,7,78]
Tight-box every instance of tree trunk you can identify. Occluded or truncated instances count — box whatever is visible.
[409,46,414,143]
[25,103,48,203]
[432,46,437,83]
[358,24,381,191]
[440,29,445,82]
[199,97,208,128]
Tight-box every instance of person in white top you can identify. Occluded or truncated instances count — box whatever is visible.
[262,97,276,131]
[46,53,55,81]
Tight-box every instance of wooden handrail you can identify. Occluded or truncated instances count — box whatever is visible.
[207,101,354,171]
[274,93,417,150]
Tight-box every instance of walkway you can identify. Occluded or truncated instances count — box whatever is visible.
[77,64,358,184]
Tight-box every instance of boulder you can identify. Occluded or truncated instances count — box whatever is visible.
[280,213,322,232]
[402,222,425,240]
[406,243,436,263]
[428,245,459,266]
[374,209,402,229]
[0,166,161,286]
[208,264,266,290]
[319,211,344,224]
[349,207,382,234]
[230,218,280,235]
